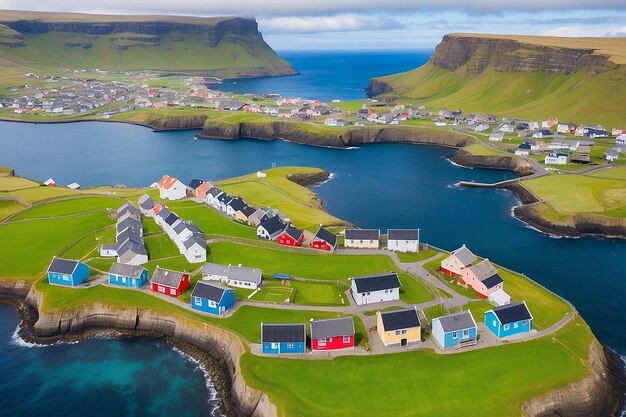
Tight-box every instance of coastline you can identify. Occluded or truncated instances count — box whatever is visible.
[0,115,623,239]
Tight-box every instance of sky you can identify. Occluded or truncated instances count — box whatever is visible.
[0,1,625,50]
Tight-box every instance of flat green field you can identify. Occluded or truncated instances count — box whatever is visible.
[395,248,441,263]
[523,170,626,217]
[0,200,26,220]
[241,316,592,417]
[10,196,123,220]
[0,175,39,191]
[217,166,345,230]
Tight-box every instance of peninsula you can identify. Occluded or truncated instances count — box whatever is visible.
[0,166,624,417]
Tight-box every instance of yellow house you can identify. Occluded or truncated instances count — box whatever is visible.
[377,307,421,347]
[235,206,256,224]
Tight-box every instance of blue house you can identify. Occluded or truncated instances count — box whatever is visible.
[431,310,478,350]
[191,281,235,316]
[108,263,149,288]
[485,301,534,339]
[261,323,306,354]
[47,257,90,287]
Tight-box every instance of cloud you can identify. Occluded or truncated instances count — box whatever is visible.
[260,14,403,33]
[541,25,626,37]
[0,0,625,17]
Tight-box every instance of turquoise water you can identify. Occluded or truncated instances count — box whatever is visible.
[0,304,224,417]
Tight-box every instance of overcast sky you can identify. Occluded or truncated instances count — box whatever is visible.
[1,1,625,50]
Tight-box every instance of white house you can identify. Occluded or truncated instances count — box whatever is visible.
[158,175,186,200]
[350,273,401,306]
[324,118,347,127]
[545,153,568,165]
[182,234,206,263]
[257,215,286,240]
[605,149,619,162]
[66,182,81,189]
[440,244,477,277]
[387,229,419,253]
[616,135,626,146]
[489,132,504,142]
[43,178,56,186]
[138,194,155,217]
[205,187,223,209]
[498,124,514,133]
[202,263,262,289]
[344,229,380,249]
[473,123,488,132]
[256,171,267,178]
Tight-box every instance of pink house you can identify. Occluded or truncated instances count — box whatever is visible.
[440,244,477,277]
[460,259,504,299]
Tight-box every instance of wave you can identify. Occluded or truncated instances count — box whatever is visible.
[10,325,79,348]
[445,156,472,169]
[171,345,225,417]
[447,182,462,189]
[313,172,336,187]
[344,146,361,150]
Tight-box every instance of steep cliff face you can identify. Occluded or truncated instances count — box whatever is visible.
[0,11,296,77]
[369,33,626,127]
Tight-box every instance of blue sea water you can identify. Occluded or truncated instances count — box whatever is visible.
[0,50,624,415]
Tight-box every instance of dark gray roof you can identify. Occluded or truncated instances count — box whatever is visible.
[164,213,180,226]
[173,221,188,235]
[101,243,117,252]
[117,202,140,217]
[156,207,171,219]
[228,265,262,285]
[261,323,306,343]
[116,240,147,257]
[259,215,285,235]
[310,317,354,340]
[116,229,143,246]
[435,311,476,332]
[183,234,206,250]
[380,308,420,331]
[48,257,79,274]
[109,263,146,278]
[202,263,231,276]
[490,301,533,325]
[482,273,504,289]
[353,273,401,293]
[192,281,229,303]
[217,193,231,203]
[281,224,302,240]
[345,229,379,240]
[228,197,246,211]
[241,205,256,217]
[138,194,154,209]
[116,217,142,233]
[188,179,203,189]
[468,259,498,281]
[207,188,222,198]
[388,229,419,241]
[314,226,337,247]
[151,267,187,288]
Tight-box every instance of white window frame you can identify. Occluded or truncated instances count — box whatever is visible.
[287,343,294,349]
[452,331,458,339]
[318,338,326,346]
[193,296,202,306]
[170,288,176,295]
[462,329,469,338]
[343,336,351,343]
[503,324,510,331]
[270,342,278,349]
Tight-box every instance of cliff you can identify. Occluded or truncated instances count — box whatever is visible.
[0,10,296,78]
[369,33,626,127]
[450,149,534,176]
[198,119,475,148]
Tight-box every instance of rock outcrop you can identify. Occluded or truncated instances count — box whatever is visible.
[449,149,534,176]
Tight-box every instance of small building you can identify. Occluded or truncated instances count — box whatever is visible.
[108,263,149,288]
[431,310,477,350]
[440,244,477,277]
[276,224,304,247]
[67,182,81,190]
[257,215,286,240]
[485,301,534,339]
[150,267,190,297]
[460,259,506,300]
[216,193,232,213]
[387,229,419,253]
[235,205,257,223]
[545,153,568,165]
[117,203,141,222]
[202,263,263,290]
[377,307,421,347]
[310,226,337,253]
[43,178,56,187]
[218,100,245,111]
[344,229,380,249]
[188,179,211,200]
[138,194,155,217]
[489,132,504,142]
[182,233,207,263]
[350,273,401,306]
[261,323,306,354]
[310,317,355,351]
[205,187,223,209]
[158,175,186,200]
[191,281,235,316]
[47,257,90,287]
[225,197,246,218]
[616,135,626,146]
[605,149,619,162]
[247,208,270,227]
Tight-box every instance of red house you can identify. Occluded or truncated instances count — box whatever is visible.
[150,267,190,297]
[311,226,337,253]
[310,317,355,351]
[276,224,304,247]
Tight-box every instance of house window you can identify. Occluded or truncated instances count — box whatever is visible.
[170,288,176,295]
[513,322,519,329]
[522,320,529,326]
[366,292,370,296]
[462,329,469,338]
[158,285,165,293]
[395,329,408,336]
[209,300,216,307]
[121,277,126,284]
[452,331,458,339]
[327,338,332,343]
[318,338,326,346]
[360,239,363,244]
[287,343,294,349]
[503,324,510,331]
[343,336,351,343]
[193,296,202,306]
[270,342,278,349]
[63,274,69,281]
[492,320,497,327]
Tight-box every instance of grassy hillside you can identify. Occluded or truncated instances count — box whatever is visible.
[372,34,626,127]
[0,10,295,78]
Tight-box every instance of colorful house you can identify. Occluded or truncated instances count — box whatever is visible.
[188,179,211,200]
[440,244,477,277]
[310,317,355,351]
[485,301,534,339]
[377,307,421,347]
[257,215,286,240]
[158,175,186,200]
[191,281,235,316]
[47,257,90,287]
[344,229,380,249]
[460,259,507,301]
[276,224,304,247]
[350,273,401,306]
[150,267,190,297]
[108,263,149,288]
[311,226,337,253]
[261,323,306,354]
[387,229,419,253]
[431,310,478,350]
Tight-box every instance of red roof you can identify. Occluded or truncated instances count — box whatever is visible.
[158,175,179,190]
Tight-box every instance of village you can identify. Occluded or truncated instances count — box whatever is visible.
[41,171,571,357]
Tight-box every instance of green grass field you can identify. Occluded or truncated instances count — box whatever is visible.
[394,248,441,263]
[10,196,123,220]
[241,316,592,417]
